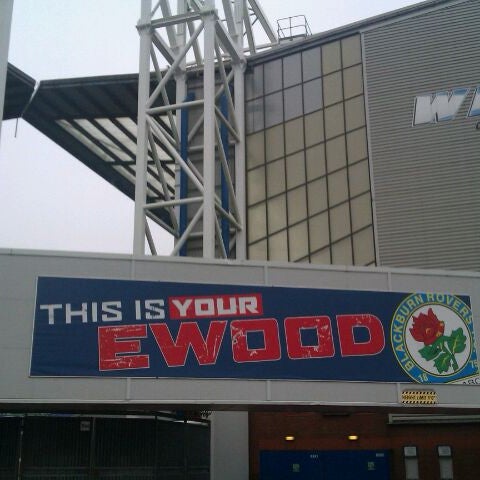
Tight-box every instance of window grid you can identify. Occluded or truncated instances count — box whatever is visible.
[339,39,356,265]
[246,35,375,267]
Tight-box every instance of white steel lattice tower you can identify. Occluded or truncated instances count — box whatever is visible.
[134,0,277,259]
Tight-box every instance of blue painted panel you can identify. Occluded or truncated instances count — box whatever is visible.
[260,450,390,480]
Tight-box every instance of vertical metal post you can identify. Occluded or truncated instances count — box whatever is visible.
[220,94,230,254]
[133,0,152,255]
[233,0,246,260]
[0,0,14,147]
[175,0,187,254]
[180,92,195,256]
[183,418,188,480]
[15,417,24,480]
[202,0,217,259]
[88,417,97,478]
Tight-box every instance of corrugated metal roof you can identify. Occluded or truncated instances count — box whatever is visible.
[3,63,35,120]
[4,66,177,231]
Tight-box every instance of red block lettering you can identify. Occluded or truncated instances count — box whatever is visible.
[149,321,227,366]
[337,314,385,356]
[231,319,281,363]
[285,316,335,359]
[98,324,149,371]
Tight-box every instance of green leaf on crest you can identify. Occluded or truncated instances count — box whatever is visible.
[419,343,441,361]
[434,352,452,374]
[447,328,467,355]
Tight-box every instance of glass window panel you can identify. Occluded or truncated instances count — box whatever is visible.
[328,169,349,206]
[285,117,304,155]
[57,120,117,165]
[246,65,264,100]
[351,192,372,232]
[268,230,288,262]
[283,53,302,88]
[74,119,132,161]
[302,47,322,81]
[246,98,264,134]
[284,85,303,121]
[245,102,255,134]
[332,237,353,265]
[307,177,327,216]
[96,118,137,155]
[247,132,265,170]
[247,166,266,206]
[343,65,363,99]
[264,58,282,94]
[265,92,283,128]
[309,212,329,252]
[303,78,323,114]
[323,72,343,107]
[286,151,306,190]
[324,103,344,139]
[289,221,309,261]
[322,41,341,74]
[342,35,362,68]
[310,247,331,265]
[287,186,307,225]
[267,158,286,197]
[248,239,267,261]
[306,143,326,181]
[330,202,351,241]
[305,110,324,148]
[116,117,137,135]
[267,194,287,233]
[345,95,365,131]
[348,159,370,197]
[265,124,284,161]
[346,127,367,164]
[326,136,346,172]
[247,202,267,243]
[245,71,254,101]
[253,96,265,132]
[353,226,375,266]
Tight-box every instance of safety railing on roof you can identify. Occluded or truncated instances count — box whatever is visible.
[277,15,312,42]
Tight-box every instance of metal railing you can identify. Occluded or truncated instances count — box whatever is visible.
[277,15,312,42]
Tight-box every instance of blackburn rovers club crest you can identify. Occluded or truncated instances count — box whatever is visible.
[391,293,479,384]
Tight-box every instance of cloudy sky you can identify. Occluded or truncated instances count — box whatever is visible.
[0,0,419,255]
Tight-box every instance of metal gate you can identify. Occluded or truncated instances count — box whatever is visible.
[0,414,209,479]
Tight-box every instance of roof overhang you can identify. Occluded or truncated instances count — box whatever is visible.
[3,64,177,231]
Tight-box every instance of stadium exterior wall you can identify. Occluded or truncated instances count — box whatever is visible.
[1,249,480,409]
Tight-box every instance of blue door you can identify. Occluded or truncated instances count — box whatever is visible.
[260,451,324,480]
[260,450,390,480]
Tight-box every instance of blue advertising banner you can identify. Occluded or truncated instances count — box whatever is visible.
[30,277,479,384]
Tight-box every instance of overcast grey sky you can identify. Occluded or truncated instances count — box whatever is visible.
[0,0,419,255]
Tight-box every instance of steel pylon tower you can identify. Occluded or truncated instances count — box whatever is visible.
[134,0,277,259]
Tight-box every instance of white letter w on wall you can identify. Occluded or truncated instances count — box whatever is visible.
[413,88,469,125]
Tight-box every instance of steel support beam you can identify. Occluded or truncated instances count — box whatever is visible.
[202,2,217,259]
[134,0,277,259]
[133,0,153,255]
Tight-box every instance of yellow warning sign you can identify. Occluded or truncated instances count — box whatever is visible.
[401,390,437,405]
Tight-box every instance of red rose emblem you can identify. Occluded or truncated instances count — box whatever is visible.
[410,308,445,345]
